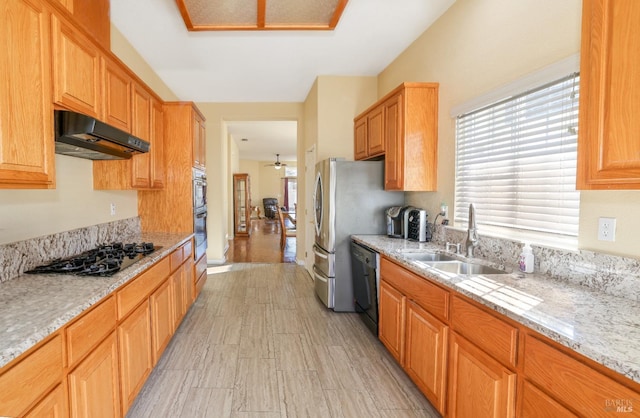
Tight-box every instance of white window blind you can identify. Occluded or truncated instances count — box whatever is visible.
[454,73,580,241]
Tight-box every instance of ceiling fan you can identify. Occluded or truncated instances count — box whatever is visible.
[265,154,287,170]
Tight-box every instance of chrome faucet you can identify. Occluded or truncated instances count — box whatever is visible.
[465,203,479,258]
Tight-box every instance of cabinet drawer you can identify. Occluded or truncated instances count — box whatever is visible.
[523,334,639,416]
[67,296,116,366]
[183,239,193,260]
[195,252,207,279]
[170,244,185,272]
[0,335,63,416]
[451,296,518,367]
[117,256,170,319]
[380,257,449,321]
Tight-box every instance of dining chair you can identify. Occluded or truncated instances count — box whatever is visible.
[277,207,296,250]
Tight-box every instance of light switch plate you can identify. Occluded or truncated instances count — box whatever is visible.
[597,217,616,241]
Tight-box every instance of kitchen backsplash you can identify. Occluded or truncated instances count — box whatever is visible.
[432,225,640,301]
[0,217,141,284]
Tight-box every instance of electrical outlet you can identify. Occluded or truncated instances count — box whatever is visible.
[597,217,616,241]
[110,203,116,216]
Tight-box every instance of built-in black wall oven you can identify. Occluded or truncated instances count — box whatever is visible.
[193,168,207,260]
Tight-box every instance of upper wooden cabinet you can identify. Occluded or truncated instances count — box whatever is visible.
[49,0,110,49]
[102,56,133,134]
[354,82,439,191]
[52,13,102,118]
[150,98,166,189]
[0,0,55,189]
[354,104,384,160]
[577,0,640,189]
[193,111,206,170]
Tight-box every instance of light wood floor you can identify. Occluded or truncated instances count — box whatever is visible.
[126,263,440,418]
[226,218,296,264]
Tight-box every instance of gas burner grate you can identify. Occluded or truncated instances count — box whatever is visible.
[26,242,159,277]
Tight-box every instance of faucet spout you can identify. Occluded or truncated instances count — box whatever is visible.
[465,203,479,258]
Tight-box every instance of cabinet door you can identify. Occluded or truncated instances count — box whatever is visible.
[448,332,516,418]
[68,332,120,418]
[405,300,448,414]
[102,57,132,133]
[24,384,67,418]
[378,279,405,364]
[118,300,152,415]
[367,105,385,157]
[131,84,152,188]
[52,14,101,118]
[150,97,165,189]
[577,0,640,189]
[354,116,368,160]
[384,94,403,190]
[183,257,194,308]
[0,0,55,189]
[171,267,186,329]
[150,277,174,364]
[519,379,577,418]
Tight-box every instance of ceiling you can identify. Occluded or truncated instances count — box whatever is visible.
[110,0,455,161]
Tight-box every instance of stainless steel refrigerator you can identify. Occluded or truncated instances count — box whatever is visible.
[312,158,404,311]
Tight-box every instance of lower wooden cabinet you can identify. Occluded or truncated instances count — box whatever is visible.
[68,332,120,418]
[405,300,448,413]
[448,332,516,418]
[150,277,175,364]
[118,300,152,415]
[519,379,577,418]
[24,384,67,418]
[378,279,405,364]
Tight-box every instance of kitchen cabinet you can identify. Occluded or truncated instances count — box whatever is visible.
[379,257,450,414]
[193,111,206,169]
[519,379,577,418]
[405,300,448,413]
[66,296,116,368]
[24,384,67,418]
[194,252,207,298]
[118,299,152,415]
[0,334,63,417]
[68,332,120,418]
[150,97,165,188]
[353,82,439,191]
[131,84,152,188]
[150,277,174,364]
[102,56,133,133]
[354,104,384,160]
[378,279,405,364]
[52,13,102,118]
[0,0,55,189]
[233,173,251,237]
[577,0,640,189]
[521,333,640,417]
[139,102,205,234]
[448,332,516,418]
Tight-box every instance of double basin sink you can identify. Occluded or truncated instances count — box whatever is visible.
[399,250,508,275]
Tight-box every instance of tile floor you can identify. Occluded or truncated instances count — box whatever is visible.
[126,263,440,418]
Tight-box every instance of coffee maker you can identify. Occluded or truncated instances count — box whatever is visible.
[386,206,411,238]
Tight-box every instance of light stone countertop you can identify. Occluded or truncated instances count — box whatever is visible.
[352,234,640,385]
[0,232,193,369]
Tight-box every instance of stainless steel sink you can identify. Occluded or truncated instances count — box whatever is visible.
[401,252,458,262]
[427,261,508,275]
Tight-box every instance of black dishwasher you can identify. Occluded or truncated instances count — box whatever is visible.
[350,241,379,336]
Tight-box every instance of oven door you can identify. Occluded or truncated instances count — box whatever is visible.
[193,168,207,212]
[194,210,207,260]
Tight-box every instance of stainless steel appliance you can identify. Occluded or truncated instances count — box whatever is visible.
[350,241,379,335]
[406,208,430,242]
[312,158,403,311]
[193,168,207,260]
[54,110,150,160]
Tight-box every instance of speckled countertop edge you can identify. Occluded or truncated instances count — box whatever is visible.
[352,234,640,385]
[0,232,193,368]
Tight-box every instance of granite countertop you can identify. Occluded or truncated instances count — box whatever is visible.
[352,234,640,385]
[0,232,193,369]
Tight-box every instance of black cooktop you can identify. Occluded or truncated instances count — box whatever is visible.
[25,242,160,277]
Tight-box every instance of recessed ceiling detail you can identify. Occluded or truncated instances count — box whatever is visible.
[175,0,349,31]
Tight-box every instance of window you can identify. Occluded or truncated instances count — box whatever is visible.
[454,72,580,246]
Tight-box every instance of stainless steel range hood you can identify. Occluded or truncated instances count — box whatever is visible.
[54,110,150,160]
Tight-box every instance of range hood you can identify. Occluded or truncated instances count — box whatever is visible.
[54,110,150,160]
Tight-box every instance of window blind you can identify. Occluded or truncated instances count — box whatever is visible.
[454,73,580,239]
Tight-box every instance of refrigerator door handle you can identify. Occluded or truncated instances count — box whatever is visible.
[313,246,328,259]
